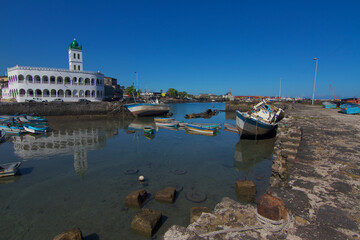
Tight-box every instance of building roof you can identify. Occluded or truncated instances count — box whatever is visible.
[69,39,82,50]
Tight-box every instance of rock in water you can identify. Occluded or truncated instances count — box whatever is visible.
[130,208,162,237]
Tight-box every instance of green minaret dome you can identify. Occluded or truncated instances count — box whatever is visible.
[69,39,82,50]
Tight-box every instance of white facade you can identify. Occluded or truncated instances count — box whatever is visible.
[3,39,104,102]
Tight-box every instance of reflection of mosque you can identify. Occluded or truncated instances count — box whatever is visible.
[11,128,107,176]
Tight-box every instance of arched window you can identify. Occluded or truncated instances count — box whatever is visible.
[51,89,57,97]
[35,89,42,97]
[91,90,95,97]
[65,77,70,84]
[57,89,64,97]
[43,89,50,97]
[78,65,80,71]
[74,65,76,70]
[79,90,84,97]
[42,76,49,84]
[85,78,90,85]
[77,53,80,59]
[73,53,76,58]
[91,78,95,85]
[85,90,90,97]
[18,75,24,83]
[96,90,99,97]
[72,77,77,85]
[73,90,78,97]
[78,77,83,85]
[57,76,63,84]
[27,89,34,97]
[26,75,33,83]
[19,89,26,97]
[34,75,41,83]
[65,89,71,97]
[96,79,99,85]
[50,76,56,84]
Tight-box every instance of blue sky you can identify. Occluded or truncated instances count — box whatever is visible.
[1,0,359,98]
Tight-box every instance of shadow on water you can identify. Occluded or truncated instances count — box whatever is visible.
[234,137,275,174]
[19,167,34,175]
[84,233,100,240]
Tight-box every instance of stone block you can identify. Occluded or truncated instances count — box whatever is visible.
[190,206,213,223]
[53,228,83,240]
[130,208,162,237]
[125,189,147,208]
[257,193,287,221]
[235,180,256,203]
[155,187,176,203]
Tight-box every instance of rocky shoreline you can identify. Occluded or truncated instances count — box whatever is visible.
[161,104,360,240]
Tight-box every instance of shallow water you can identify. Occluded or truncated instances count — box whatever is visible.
[0,102,275,239]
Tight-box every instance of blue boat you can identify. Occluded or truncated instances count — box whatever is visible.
[184,123,217,135]
[340,103,360,114]
[322,102,337,109]
[23,125,50,134]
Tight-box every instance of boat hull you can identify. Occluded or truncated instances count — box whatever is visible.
[124,103,170,117]
[184,123,216,135]
[0,162,21,177]
[236,111,277,137]
[340,103,360,114]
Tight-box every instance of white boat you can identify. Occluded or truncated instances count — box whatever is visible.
[23,125,50,134]
[124,101,170,117]
[155,121,179,127]
[184,123,217,135]
[0,162,21,177]
[236,100,283,137]
[0,129,7,143]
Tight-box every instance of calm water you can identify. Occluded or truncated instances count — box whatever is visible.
[0,102,275,240]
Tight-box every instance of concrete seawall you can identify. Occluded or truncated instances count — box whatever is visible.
[0,102,133,117]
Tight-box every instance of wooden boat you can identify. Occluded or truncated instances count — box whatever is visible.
[124,99,170,117]
[155,121,179,127]
[236,100,283,137]
[223,123,240,134]
[143,126,155,134]
[0,129,6,143]
[322,102,337,109]
[154,117,175,122]
[0,162,21,177]
[23,125,50,134]
[184,123,217,135]
[340,103,360,114]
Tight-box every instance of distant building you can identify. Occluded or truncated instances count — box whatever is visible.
[2,39,104,102]
[104,76,123,100]
[0,76,8,99]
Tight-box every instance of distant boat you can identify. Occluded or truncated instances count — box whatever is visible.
[0,129,6,143]
[184,123,217,135]
[155,121,179,127]
[340,103,360,114]
[322,102,336,109]
[236,100,283,137]
[189,123,221,129]
[143,126,155,134]
[124,99,170,117]
[154,117,175,122]
[0,162,21,177]
[23,125,50,134]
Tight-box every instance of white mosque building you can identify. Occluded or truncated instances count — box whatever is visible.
[2,39,104,102]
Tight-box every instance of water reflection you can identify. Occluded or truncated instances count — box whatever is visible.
[234,137,275,173]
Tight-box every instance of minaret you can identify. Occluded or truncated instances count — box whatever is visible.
[68,39,83,71]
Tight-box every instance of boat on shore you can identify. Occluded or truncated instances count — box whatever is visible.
[0,162,21,177]
[340,103,360,114]
[236,100,283,138]
[124,99,170,117]
[322,102,337,109]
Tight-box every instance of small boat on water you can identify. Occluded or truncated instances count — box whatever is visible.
[143,126,155,134]
[223,123,240,134]
[0,124,26,134]
[0,162,21,177]
[340,103,360,114]
[23,125,50,134]
[0,129,7,143]
[189,123,221,129]
[322,102,337,109]
[124,99,170,117]
[184,123,217,135]
[155,121,180,127]
[236,100,284,137]
[154,117,175,122]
